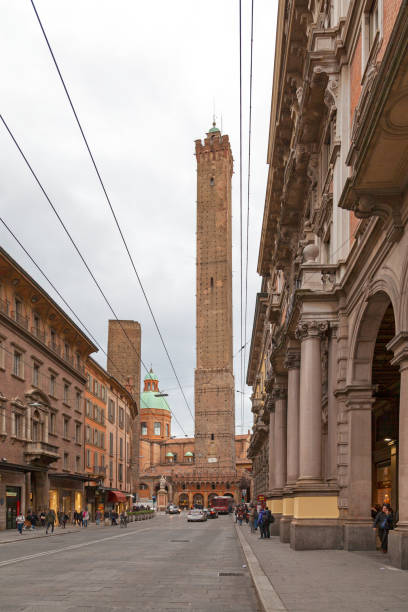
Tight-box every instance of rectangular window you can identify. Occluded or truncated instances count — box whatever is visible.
[86,449,91,467]
[93,404,98,421]
[108,399,115,423]
[109,432,114,456]
[173,453,177,462]
[141,422,147,436]
[85,399,91,417]
[100,432,105,449]
[64,383,69,403]
[76,391,81,411]
[109,460,113,479]
[86,425,91,442]
[154,422,161,436]
[64,342,70,360]
[94,380,99,396]
[49,412,56,435]
[100,409,105,424]
[94,451,98,467]
[50,374,56,396]
[75,423,81,444]
[76,352,81,370]
[33,363,39,386]
[64,452,69,469]
[13,351,22,378]
[33,313,40,335]
[93,429,98,446]
[0,338,5,369]
[101,385,106,402]
[14,413,22,437]
[119,437,123,460]
[63,417,69,439]
[101,454,105,467]
[119,407,124,428]
[75,455,80,472]
[118,463,123,482]
[87,374,91,391]
[369,0,379,50]
[166,423,169,437]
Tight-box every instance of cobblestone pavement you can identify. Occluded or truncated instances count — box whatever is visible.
[237,521,408,611]
[0,513,259,612]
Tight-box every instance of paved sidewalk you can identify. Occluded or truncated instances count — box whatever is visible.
[236,521,408,611]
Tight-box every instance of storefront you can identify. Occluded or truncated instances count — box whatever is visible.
[6,486,21,530]
[49,475,86,519]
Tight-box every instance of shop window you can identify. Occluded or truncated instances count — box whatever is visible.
[154,422,161,435]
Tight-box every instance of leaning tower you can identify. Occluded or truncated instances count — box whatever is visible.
[194,123,236,472]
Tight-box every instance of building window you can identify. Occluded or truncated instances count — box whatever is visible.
[75,423,81,444]
[50,328,56,349]
[49,412,56,435]
[211,433,214,440]
[0,338,5,369]
[50,374,56,397]
[108,399,115,423]
[63,417,69,439]
[13,351,22,378]
[109,460,113,479]
[93,429,98,446]
[173,453,177,463]
[100,432,105,449]
[100,409,105,425]
[87,374,91,391]
[196,483,200,490]
[119,438,123,460]
[109,432,114,456]
[64,342,70,360]
[33,313,40,336]
[369,0,380,50]
[63,383,69,404]
[141,422,147,436]
[101,385,106,402]
[86,449,91,467]
[14,413,23,438]
[33,363,39,386]
[101,454,105,467]
[85,399,91,417]
[75,455,80,472]
[118,463,123,482]
[86,425,91,442]
[154,422,161,436]
[119,407,124,428]
[94,380,99,396]
[94,451,98,467]
[76,352,81,369]
[76,392,81,411]
[64,452,69,469]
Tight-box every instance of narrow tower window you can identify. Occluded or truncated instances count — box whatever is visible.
[211,433,215,440]
[210,177,215,186]
[210,277,214,289]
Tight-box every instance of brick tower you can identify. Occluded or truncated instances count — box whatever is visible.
[194,123,236,472]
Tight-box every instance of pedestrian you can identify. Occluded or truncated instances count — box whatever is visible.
[120,511,127,528]
[45,508,56,535]
[82,509,89,527]
[95,510,101,526]
[16,512,25,535]
[254,508,259,531]
[264,508,274,538]
[249,506,256,533]
[373,504,393,553]
[258,509,265,538]
[40,511,46,528]
[26,509,33,531]
[237,506,244,526]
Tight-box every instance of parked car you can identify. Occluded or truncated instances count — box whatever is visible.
[187,509,207,522]
[206,508,218,519]
[166,505,181,514]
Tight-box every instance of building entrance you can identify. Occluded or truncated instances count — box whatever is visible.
[6,486,21,529]
[371,303,400,513]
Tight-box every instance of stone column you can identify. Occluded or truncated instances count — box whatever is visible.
[280,352,300,543]
[327,324,338,483]
[296,320,327,483]
[274,387,287,491]
[26,406,31,441]
[268,407,275,492]
[388,333,408,568]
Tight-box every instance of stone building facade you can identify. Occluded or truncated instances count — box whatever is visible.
[247,0,408,569]
[0,246,96,528]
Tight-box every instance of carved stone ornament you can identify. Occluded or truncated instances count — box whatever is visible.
[159,474,167,490]
[352,192,403,243]
[284,352,300,370]
[295,320,328,341]
[324,76,339,110]
[272,386,287,401]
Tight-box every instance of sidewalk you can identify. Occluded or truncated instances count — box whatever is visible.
[236,521,408,612]
[0,521,118,544]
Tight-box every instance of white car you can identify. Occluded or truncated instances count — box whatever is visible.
[187,509,207,522]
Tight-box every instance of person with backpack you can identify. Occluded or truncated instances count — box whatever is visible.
[373,504,393,553]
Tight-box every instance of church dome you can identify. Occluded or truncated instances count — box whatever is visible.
[141,368,170,412]
[209,121,220,133]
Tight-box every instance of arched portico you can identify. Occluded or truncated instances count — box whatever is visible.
[345,291,403,552]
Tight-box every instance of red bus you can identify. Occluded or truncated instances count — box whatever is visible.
[209,496,232,514]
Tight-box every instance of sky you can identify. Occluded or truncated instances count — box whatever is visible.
[0,0,277,437]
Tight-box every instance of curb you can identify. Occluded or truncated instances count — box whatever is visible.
[234,523,286,612]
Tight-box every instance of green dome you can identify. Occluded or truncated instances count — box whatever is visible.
[144,370,158,381]
[166,452,174,457]
[141,390,170,411]
[209,122,220,133]
[184,451,193,457]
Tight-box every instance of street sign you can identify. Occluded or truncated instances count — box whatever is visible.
[257,495,265,501]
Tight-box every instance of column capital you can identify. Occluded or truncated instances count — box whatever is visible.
[295,320,328,341]
[387,332,408,369]
[272,386,287,401]
[284,351,300,370]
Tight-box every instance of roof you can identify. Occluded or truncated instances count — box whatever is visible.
[209,122,220,133]
[140,390,170,411]
[166,452,174,457]
[184,451,193,456]
[144,369,158,381]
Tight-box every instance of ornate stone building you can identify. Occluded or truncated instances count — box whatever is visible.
[247,0,408,569]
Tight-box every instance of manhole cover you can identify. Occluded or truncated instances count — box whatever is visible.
[219,572,243,576]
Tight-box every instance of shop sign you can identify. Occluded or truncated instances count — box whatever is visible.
[257,495,265,502]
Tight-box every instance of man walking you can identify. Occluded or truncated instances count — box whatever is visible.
[16,512,25,535]
[45,508,56,534]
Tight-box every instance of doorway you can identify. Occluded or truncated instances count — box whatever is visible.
[6,486,21,529]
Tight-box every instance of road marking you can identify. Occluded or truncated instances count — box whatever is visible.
[0,526,152,568]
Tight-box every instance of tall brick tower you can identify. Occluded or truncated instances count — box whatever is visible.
[194,123,236,472]
[107,320,141,493]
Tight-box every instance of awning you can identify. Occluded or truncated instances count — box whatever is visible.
[107,490,127,503]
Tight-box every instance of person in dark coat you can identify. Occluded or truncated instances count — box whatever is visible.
[373,504,393,553]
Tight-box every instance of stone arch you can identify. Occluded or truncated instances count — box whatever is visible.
[349,289,397,385]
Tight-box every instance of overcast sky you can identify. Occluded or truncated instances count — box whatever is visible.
[0,0,277,437]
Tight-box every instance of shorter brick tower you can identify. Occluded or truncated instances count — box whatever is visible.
[194,123,236,472]
[107,320,141,493]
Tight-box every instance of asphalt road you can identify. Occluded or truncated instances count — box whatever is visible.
[0,514,259,612]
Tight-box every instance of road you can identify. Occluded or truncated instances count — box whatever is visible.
[0,514,259,611]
